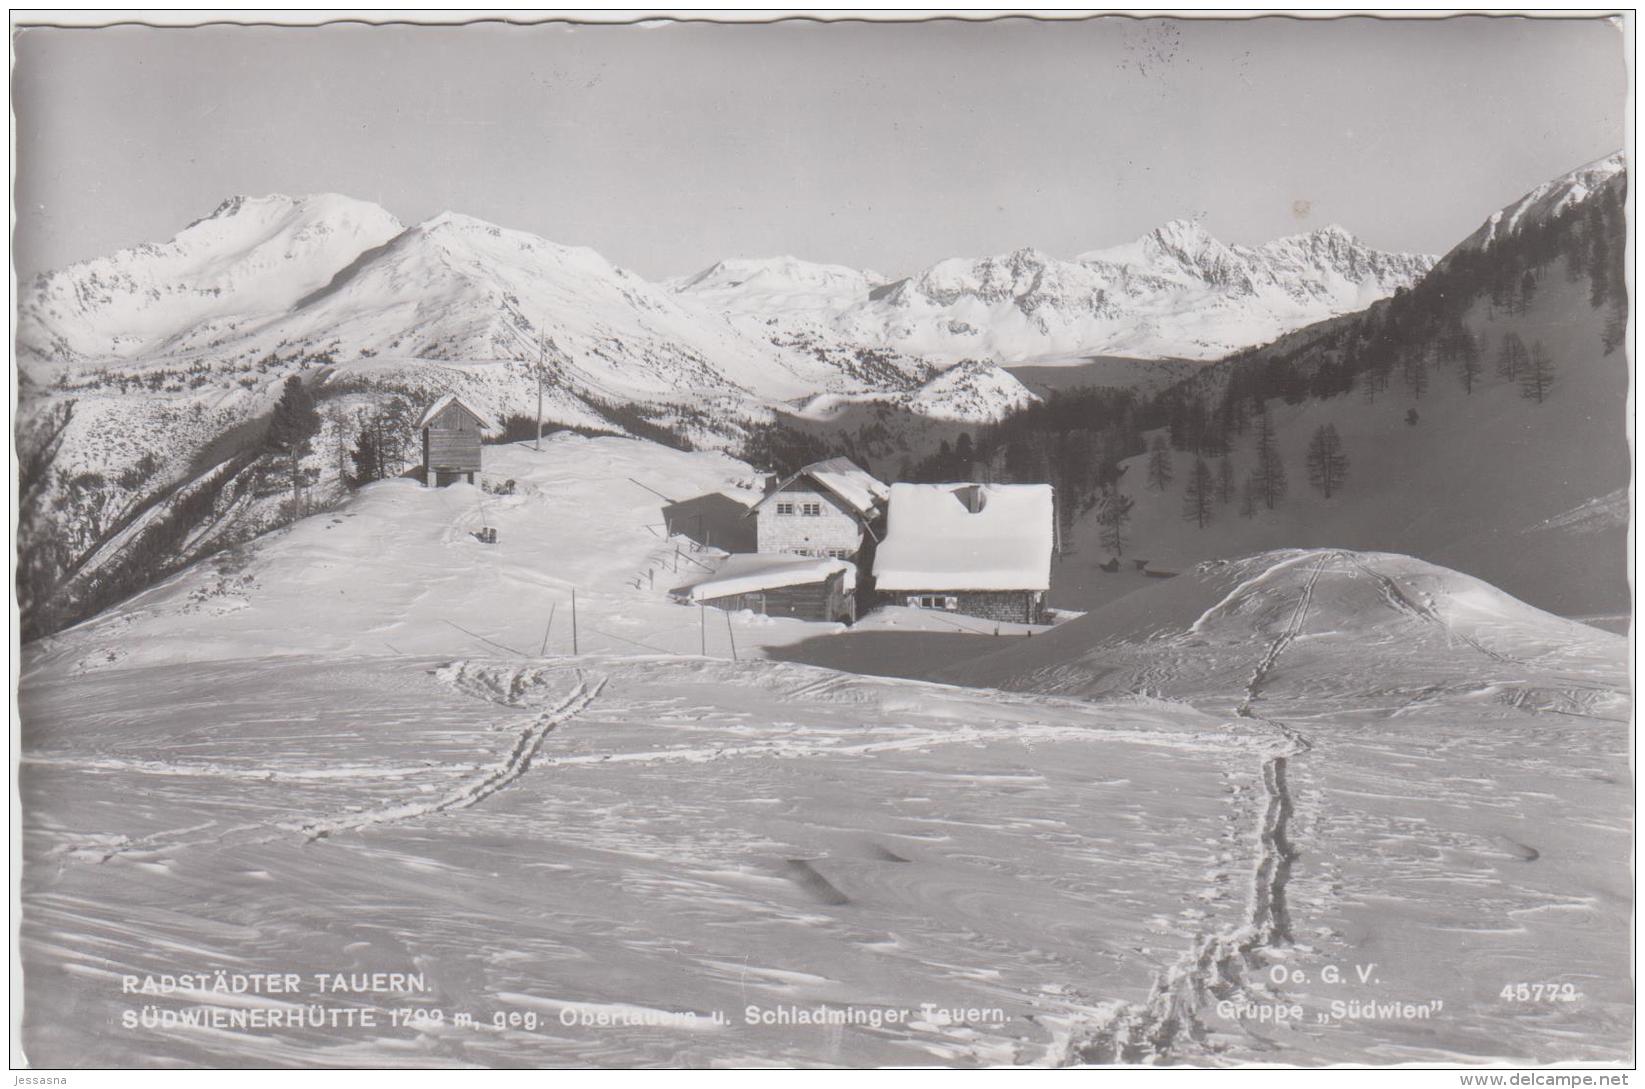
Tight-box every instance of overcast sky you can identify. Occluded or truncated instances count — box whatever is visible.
[11,14,1629,284]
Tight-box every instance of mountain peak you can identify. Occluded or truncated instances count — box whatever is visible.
[1153,217,1213,244]
[18,191,406,365]
[413,210,505,235]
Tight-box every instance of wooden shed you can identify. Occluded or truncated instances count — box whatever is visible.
[417,395,495,487]
[672,554,856,623]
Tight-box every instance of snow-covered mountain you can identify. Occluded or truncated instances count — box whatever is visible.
[18,194,406,369]
[1455,151,1627,254]
[18,203,936,410]
[672,222,1435,363]
[796,357,1040,425]
[667,256,885,317]
[13,196,948,642]
[1055,155,1628,622]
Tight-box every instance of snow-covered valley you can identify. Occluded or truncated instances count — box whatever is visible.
[18,436,1631,1067]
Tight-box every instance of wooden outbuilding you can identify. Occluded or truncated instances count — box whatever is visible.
[418,395,496,487]
[672,554,856,623]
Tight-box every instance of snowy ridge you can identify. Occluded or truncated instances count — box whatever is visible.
[796,359,1040,424]
[668,256,885,315]
[18,194,405,366]
[1456,151,1627,254]
[675,223,1434,363]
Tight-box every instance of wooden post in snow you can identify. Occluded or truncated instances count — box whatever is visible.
[571,588,579,656]
[724,609,738,662]
[540,603,556,657]
[535,334,545,452]
[700,604,707,656]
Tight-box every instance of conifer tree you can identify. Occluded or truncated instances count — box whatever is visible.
[1182,457,1215,528]
[1095,484,1134,557]
[265,376,321,509]
[1252,408,1287,510]
[1304,423,1349,498]
[1216,456,1235,504]
[1239,474,1261,518]
[1496,331,1529,380]
[1519,341,1556,403]
[1146,434,1174,492]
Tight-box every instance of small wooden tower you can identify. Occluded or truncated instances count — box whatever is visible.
[417,394,493,487]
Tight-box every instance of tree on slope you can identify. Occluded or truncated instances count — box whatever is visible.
[1252,408,1287,510]
[1182,457,1215,529]
[1146,434,1174,492]
[1216,456,1235,505]
[1496,331,1529,381]
[1304,423,1349,498]
[1239,473,1261,518]
[1458,340,1483,394]
[1095,484,1134,557]
[265,376,322,510]
[1519,341,1556,403]
[349,412,393,487]
[1401,352,1429,399]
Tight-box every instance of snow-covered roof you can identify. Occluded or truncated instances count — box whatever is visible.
[872,482,1054,592]
[752,457,888,520]
[417,393,499,433]
[673,553,854,603]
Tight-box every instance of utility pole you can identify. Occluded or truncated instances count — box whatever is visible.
[540,603,556,657]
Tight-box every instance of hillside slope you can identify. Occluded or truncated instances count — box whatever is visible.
[1050,157,1629,621]
[952,547,1629,1065]
[18,440,1630,1065]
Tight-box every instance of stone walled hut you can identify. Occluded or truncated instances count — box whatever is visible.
[748,457,887,561]
[872,482,1054,624]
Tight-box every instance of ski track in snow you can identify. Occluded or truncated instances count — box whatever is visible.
[289,670,607,840]
[1066,553,1326,1066]
[48,667,609,861]
[1344,553,1521,666]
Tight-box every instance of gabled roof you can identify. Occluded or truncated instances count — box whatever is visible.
[750,457,889,521]
[872,482,1054,592]
[417,393,499,433]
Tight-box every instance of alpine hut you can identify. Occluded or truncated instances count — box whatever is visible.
[418,394,497,487]
[872,482,1054,624]
[748,457,888,561]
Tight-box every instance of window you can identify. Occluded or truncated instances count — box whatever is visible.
[909,595,958,611]
[775,502,795,516]
[826,548,851,559]
[801,502,822,517]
